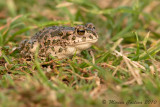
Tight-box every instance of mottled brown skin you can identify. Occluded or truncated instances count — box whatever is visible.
[18,23,99,60]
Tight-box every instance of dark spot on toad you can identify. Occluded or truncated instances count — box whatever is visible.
[44,36,48,41]
[52,40,56,44]
[40,35,44,39]
[31,43,34,48]
[51,47,55,51]
[50,30,62,37]
[47,40,50,45]
[72,36,76,40]
[87,30,92,33]
[58,31,63,36]
[41,49,44,53]
[62,32,71,40]
[46,46,49,50]
[39,44,42,48]
[58,48,63,52]
[26,45,30,50]
[92,32,97,37]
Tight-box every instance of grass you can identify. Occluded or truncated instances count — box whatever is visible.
[0,0,160,106]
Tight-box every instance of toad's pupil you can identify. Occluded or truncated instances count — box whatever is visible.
[77,29,85,35]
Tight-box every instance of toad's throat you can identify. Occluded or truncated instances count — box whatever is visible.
[74,43,92,50]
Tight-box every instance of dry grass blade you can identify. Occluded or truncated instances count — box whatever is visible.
[90,85,107,98]
[0,15,22,31]
[56,1,73,8]
[114,50,145,70]
[124,58,142,85]
[66,69,97,80]
[90,50,95,64]
[121,79,136,85]
[114,50,143,85]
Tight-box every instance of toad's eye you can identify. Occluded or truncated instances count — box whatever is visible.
[77,29,85,35]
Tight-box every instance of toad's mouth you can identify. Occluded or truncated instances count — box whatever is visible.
[72,39,98,45]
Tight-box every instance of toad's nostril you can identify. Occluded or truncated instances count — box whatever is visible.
[89,35,93,39]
